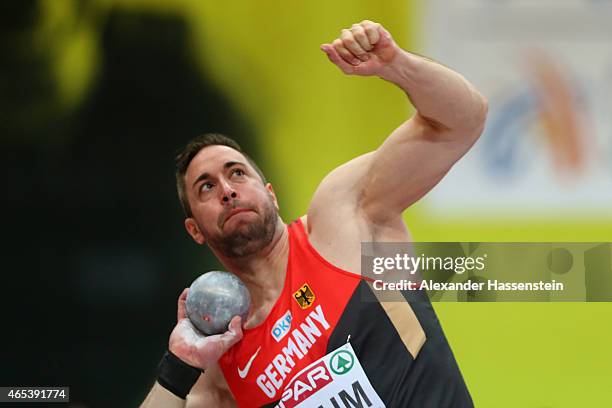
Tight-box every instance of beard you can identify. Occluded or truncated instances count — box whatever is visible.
[203,196,278,258]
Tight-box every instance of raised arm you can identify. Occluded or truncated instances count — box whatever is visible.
[317,20,487,225]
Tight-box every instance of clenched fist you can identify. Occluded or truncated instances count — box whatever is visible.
[320,20,400,77]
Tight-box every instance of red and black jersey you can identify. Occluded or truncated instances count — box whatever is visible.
[218,219,473,407]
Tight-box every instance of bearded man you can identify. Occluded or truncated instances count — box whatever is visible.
[141,19,487,408]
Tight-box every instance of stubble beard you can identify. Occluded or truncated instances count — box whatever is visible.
[206,198,278,258]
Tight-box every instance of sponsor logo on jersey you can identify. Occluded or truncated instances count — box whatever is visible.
[255,304,330,399]
[329,349,354,375]
[293,283,315,309]
[271,310,293,342]
[277,360,332,408]
[238,346,262,379]
[273,343,385,408]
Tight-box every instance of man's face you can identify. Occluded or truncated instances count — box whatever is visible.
[183,145,278,258]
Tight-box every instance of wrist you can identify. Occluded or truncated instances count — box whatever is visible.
[378,49,419,84]
[157,350,202,399]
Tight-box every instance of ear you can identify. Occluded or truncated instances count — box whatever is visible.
[184,218,206,245]
[266,183,279,210]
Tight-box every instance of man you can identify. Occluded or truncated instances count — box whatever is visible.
[141,20,487,407]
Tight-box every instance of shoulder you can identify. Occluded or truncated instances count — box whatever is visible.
[297,211,411,276]
[298,151,414,273]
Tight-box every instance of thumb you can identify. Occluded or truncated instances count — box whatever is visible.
[377,27,393,45]
[372,28,396,61]
[177,288,189,322]
[220,316,244,349]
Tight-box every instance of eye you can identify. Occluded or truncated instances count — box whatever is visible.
[232,168,245,177]
[200,182,214,192]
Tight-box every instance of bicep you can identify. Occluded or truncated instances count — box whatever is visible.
[306,113,482,234]
[307,151,375,231]
[358,113,483,223]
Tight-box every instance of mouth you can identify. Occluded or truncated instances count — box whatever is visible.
[223,208,255,227]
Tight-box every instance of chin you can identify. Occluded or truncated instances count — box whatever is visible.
[219,221,275,258]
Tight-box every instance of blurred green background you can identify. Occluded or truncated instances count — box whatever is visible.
[1,0,610,406]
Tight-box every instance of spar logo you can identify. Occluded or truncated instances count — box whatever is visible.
[271,310,292,342]
[329,349,354,375]
[275,360,332,408]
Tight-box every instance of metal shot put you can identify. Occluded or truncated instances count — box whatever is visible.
[142,19,487,408]
[186,271,251,336]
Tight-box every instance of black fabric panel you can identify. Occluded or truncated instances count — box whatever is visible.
[325,280,474,408]
[402,296,474,407]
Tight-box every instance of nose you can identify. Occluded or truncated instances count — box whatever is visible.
[221,181,237,203]
[222,191,237,203]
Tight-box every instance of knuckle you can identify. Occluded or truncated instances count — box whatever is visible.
[351,25,365,34]
[339,49,351,58]
[332,38,344,48]
[353,31,367,42]
[341,36,356,48]
[349,46,365,55]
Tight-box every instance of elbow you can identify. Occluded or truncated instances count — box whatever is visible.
[466,92,488,142]
[440,89,489,140]
[477,93,489,127]
[471,88,488,126]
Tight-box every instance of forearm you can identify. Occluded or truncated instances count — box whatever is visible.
[141,349,203,407]
[140,382,186,408]
[380,50,487,133]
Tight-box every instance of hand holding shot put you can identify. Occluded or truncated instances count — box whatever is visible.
[169,294,242,371]
[169,271,250,371]
[142,19,487,408]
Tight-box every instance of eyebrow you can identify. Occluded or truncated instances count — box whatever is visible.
[192,161,246,188]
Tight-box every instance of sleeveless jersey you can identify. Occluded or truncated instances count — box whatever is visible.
[218,219,473,407]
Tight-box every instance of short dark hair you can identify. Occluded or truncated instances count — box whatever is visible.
[175,133,267,217]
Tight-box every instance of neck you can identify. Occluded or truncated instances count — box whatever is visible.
[214,217,289,328]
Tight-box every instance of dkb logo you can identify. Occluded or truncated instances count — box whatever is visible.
[271,310,292,342]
